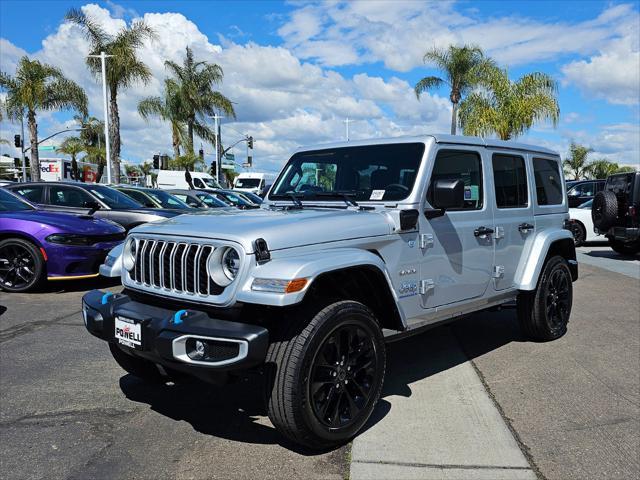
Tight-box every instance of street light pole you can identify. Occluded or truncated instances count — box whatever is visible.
[210,114,224,184]
[89,51,113,184]
[344,118,352,142]
[20,115,26,182]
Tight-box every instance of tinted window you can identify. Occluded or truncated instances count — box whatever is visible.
[534,158,563,205]
[492,154,528,208]
[0,188,34,211]
[146,190,191,209]
[197,193,228,208]
[271,143,425,202]
[121,189,156,207]
[427,150,483,210]
[193,178,205,188]
[12,185,44,203]
[83,185,142,209]
[567,182,594,197]
[49,186,94,207]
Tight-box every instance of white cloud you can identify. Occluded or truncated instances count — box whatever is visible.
[561,36,640,105]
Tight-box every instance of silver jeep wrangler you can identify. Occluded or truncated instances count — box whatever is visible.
[83,134,577,449]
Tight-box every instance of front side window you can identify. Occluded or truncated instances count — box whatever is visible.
[533,158,563,205]
[49,186,94,207]
[492,154,528,208]
[270,143,425,202]
[427,149,483,210]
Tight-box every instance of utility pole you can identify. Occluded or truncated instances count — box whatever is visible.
[20,115,26,182]
[89,51,113,184]
[210,114,224,185]
[343,118,352,142]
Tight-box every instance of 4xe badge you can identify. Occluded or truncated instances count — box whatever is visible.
[115,317,142,349]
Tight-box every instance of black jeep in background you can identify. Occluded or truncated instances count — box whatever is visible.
[592,172,640,255]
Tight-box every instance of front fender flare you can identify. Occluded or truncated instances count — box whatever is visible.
[237,247,402,311]
[515,229,576,291]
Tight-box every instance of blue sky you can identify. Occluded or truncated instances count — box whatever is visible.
[1,0,638,172]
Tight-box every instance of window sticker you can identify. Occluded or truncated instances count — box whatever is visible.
[370,189,385,200]
[464,185,479,201]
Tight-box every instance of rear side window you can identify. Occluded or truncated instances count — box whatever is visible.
[12,185,44,203]
[492,154,528,208]
[427,150,483,210]
[533,158,563,205]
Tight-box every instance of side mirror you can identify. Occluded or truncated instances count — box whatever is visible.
[83,200,101,216]
[425,179,465,218]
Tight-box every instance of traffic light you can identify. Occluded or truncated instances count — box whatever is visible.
[199,148,204,160]
[160,154,169,169]
[247,155,253,167]
[152,154,159,169]
[14,135,21,148]
[247,136,253,149]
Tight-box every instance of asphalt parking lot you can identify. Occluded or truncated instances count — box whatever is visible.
[1,242,638,480]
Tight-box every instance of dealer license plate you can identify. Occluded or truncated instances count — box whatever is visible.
[114,316,142,349]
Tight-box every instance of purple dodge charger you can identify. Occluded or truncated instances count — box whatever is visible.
[0,188,126,292]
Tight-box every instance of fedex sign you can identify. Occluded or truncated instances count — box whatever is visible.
[40,160,98,182]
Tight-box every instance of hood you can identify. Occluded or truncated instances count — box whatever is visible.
[115,207,180,218]
[130,207,393,253]
[0,210,124,235]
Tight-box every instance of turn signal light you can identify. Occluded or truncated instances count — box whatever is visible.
[251,277,308,293]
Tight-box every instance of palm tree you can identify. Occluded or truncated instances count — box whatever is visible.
[587,159,635,179]
[165,47,235,153]
[58,136,85,181]
[0,56,87,181]
[458,68,559,140]
[138,79,186,159]
[414,45,495,135]
[66,8,156,183]
[563,142,593,180]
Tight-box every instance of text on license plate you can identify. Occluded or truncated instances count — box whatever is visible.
[115,317,142,349]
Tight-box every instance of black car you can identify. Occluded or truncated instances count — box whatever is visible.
[566,179,605,208]
[167,189,232,209]
[592,172,639,255]
[5,182,180,230]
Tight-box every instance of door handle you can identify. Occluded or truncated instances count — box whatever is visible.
[518,222,534,232]
[474,226,494,237]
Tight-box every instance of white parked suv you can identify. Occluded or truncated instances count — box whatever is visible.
[83,134,578,449]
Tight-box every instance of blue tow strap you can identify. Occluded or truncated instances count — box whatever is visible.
[101,292,113,305]
[173,309,187,325]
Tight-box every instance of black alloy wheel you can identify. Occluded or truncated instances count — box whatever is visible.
[545,267,571,331]
[309,324,378,428]
[0,239,44,292]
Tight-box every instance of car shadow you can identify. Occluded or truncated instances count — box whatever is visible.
[118,308,525,453]
[41,276,121,293]
[579,248,638,261]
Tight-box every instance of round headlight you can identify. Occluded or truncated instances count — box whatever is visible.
[122,237,137,271]
[208,247,240,287]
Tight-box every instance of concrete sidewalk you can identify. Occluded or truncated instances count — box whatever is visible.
[350,328,536,480]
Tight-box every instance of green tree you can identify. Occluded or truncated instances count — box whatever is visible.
[66,8,156,183]
[563,142,593,180]
[75,115,107,182]
[0,56,87,181]
[58,136,85,181]
[138,79,186,159]
[164,46,235,153]
[168,152,203,171]
[588,159,636,179]
[414,45,495,135]
[459,68,559,140]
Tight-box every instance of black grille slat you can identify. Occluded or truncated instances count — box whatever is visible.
[198,246,212,294]
[152,243,162,287]
[143,241,152,285]
[163,243,175,288]
[185,245,197,293]
[173,244,186,291]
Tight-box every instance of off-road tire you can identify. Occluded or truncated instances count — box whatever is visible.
[571,221,586,247]
[108,342,165,383]
[0,238,45,292]
[517,255,572,342]
[609,239,640,255]
[265,301,386,450]
[592,190,618,231]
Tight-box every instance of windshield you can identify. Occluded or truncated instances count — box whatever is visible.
[270,143,425,202]
[84,185,143,209]
[0,188,34,212]
[577,199,593,209]
[199,193,229,208]
[201,177,221,188]
[147,190,191,209]
[235,178,261,188]
[219,191,252,206]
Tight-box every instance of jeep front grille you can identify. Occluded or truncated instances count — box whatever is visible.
[132,239,224,296]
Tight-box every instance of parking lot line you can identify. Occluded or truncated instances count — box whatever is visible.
[350,327,536,480]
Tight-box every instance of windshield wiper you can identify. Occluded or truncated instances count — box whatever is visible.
[315,192,359,207]
[288,193,303,208]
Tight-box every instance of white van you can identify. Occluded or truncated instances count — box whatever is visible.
[156,170,221,190]
[233,172,275,196]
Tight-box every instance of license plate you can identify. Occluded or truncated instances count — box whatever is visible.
[114,316,142,349]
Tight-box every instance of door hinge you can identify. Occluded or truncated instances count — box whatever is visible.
[494,226,504,239]
[492,265,505,278]
[419,279,435,294]
[420,233,434,249]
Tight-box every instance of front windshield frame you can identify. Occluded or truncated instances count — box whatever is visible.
[269,142,425,203]
[84,185,144,209]
[0,188,35,212]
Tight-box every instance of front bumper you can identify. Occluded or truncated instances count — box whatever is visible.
[45,241,122,279]
[82,290,269,377]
